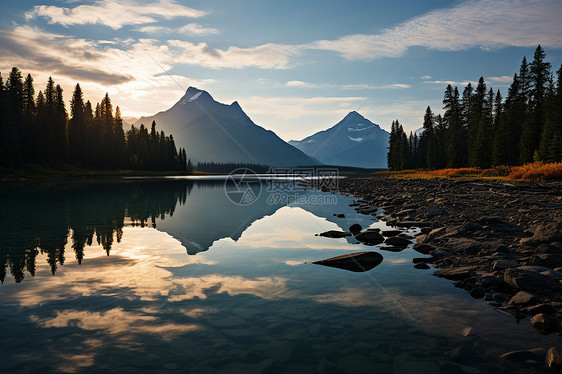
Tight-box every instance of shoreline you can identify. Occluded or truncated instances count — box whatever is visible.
[336,174,562,337]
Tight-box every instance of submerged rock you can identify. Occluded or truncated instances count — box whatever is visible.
[384,236,412,247]
[312,251,383,272]
[348,223,362,235]
[319,230,351,238]
[355,230,384,244]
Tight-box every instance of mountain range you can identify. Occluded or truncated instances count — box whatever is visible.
[289,111,389,168]
[135,87,318,167]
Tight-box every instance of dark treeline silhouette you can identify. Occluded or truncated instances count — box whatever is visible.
[0,180,193,283]
[195,162,271,173]
[0,68,190,171]
[388,45,562,170]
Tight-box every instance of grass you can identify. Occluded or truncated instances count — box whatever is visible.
[379,162,562,182]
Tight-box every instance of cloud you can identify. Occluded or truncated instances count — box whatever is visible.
[169,40,301,69]
[0,26,218,117]
[421,75,432,80]
[284,80,410,90]
[423,80,474,86]
[136,23,219,36]
[0,26,133,85]
[305,0,562,60]
[487,75,514,83]
[179,23,219,36]
[25,0,206,29]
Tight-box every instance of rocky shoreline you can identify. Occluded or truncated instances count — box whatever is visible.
[334,174,562,369]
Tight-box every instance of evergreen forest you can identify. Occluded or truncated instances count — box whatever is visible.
[388,46,562,170]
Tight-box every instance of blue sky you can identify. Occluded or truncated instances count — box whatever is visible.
[1,0,561,140]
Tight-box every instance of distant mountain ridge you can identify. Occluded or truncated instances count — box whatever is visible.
[289,111,389,168]
[135,87,319,167]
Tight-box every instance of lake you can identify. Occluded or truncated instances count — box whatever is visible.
[0,177,557,373]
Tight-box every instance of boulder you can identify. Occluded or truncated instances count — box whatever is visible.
[348,224,362,235]
[413,243,435,255]
[503,268,558,292]
[492,259,518,271]
[531,313,560,334]
[434,266,475,281]
[384,236,412,247]
[312,251,383,272]
[355,230,384,244]
[500,348,547,362]
[319,230,351,238]
[508,291,536,306]
[546,347,562,373]
[414,263,430,270]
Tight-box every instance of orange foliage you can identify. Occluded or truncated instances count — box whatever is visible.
[379,162,562,182]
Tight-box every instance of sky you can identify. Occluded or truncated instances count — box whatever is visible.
[1,0,562,141]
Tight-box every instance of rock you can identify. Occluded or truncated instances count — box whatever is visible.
[500,347,547,361]
[469,286,486,299]
[461,221,483,231]
[348,224,362,234]
[427,207,445,217]
[492,259,518,271]
[478,216,506,225]
[312,251,383,272]
[414,263,430,269]
[508,291,537,306]
[355,230,385,244]
[528,253,562,269]
[379,246,406,252]
[435,267,475,281]
[381,229,401,237]
[413,243,434,255]
[533,222,562,243]
[523,303,556,316]
[333,213,345,218]
[503,267,558,292]
[546,347,562,373]
[384,236,412,247]
[531,313,560,334]
[395,221,432,228]
[319,230,351,238]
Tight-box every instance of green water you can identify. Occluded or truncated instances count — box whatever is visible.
[0,179,557,373]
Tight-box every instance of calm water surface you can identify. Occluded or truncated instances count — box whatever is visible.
[0,179,557,373]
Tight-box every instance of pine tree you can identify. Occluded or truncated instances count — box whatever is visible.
[69,84,86,165]
[113,106,126,168]
[492,90,508,165]
[468,77,486,166]
[520,45,552,163]
[5,67,25,166]
[54,84,68,162]
[22,73,37,162]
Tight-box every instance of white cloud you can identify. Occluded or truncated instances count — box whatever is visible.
[487,75,514,83]
[284,80,410,90]
[135,23,219,36]
[169,40,301,69]
[421,75,432,80]
[0,26,217,117]
[423,80,474,86]
[305,0,562,60]
[25,0,206,29]
[179,23,219,36]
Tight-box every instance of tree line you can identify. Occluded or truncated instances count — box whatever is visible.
[388,45,562,170]
[0,67,191,171]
